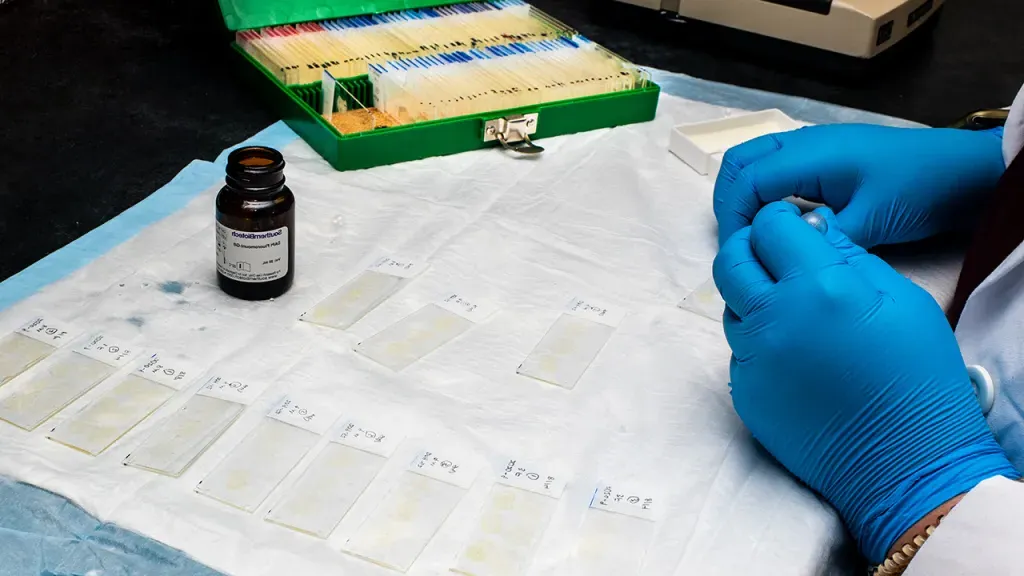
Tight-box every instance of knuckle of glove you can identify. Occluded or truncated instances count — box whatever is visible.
[750,268,864,354]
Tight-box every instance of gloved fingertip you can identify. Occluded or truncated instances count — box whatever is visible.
[818,207,872,260]
[776,200,803,215]
[754,200,801,222]
[810,205,838,222]
[748,202,814,251]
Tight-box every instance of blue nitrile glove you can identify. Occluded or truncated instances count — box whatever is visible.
[712,202,1020,564]
[714,125,1006,248]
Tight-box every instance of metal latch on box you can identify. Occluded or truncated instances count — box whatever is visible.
[484,113,544,155]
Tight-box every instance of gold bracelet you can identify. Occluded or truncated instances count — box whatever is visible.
[870,519,941,576]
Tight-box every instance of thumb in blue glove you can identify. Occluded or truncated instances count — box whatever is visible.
[712,202,1019,563]
[713,125,1006,248]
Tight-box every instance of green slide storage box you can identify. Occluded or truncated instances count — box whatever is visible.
[219,0,661,171]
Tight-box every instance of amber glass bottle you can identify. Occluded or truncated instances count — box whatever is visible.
[215,146,295,300]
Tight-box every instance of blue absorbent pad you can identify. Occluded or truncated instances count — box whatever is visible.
[0,477,222,576]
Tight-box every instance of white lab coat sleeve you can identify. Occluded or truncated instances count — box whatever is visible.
[904,476,1024,575]
[1005,83,1024,166]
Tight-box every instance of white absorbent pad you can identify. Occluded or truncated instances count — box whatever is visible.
[0,92,962,576]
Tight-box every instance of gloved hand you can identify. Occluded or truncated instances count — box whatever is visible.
[712,202,1019,564]
[714,124,1006,248]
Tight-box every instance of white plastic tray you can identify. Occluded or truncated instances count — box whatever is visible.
[669,109,803,181]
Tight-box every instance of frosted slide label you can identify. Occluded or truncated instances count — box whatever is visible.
[75,334,140,367]
[19,316,78,345]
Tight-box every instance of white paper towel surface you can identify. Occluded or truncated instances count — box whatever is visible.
[0,92,960,575]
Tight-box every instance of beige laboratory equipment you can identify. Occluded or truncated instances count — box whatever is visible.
[611,0,944,59]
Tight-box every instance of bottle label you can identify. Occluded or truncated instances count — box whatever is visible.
[216,222,289,284]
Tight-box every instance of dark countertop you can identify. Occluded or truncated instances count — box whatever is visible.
[1,0,1021,282]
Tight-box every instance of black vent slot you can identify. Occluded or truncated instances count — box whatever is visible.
[908,0,934,27]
